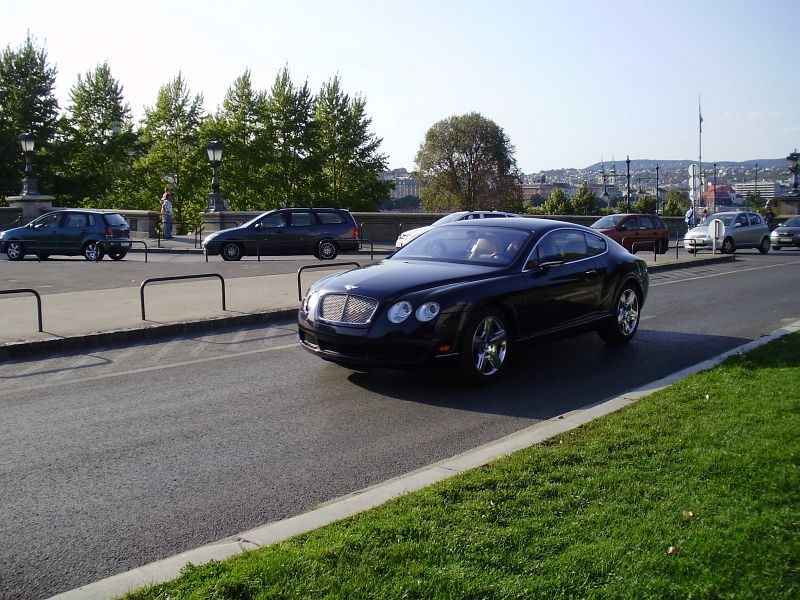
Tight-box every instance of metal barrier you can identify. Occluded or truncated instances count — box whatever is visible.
[156,220,192,248]
[0,288,43,332]
[139,273,226,320]
[624,237,658,261]
[358,238,374,260]
[194,225,204,249]
[297,262,361,301]
[98,240,148,262]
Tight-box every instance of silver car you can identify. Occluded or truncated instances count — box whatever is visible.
[684,211,770,254]
[395,210,519,248]
[770,215,800,250]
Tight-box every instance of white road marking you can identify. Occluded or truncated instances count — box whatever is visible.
[650,259,800,287]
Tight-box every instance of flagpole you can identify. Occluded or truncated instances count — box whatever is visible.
[698,95,702,211]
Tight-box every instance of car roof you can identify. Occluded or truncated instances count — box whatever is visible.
[46,209,118,214]
[443,216,580,233]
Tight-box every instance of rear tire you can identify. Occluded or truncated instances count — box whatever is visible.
[598,284,641,345]
[36,253,50,260]
[6,241,25,261]
[221,242,243,261]
[109,250,127,261]
[458,308,510,385]
[317,240,338,260]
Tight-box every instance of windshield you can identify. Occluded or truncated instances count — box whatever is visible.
[592,215,625,229]
[703,213,735,226]
[242,211,273,227]
[392,226,530,266]
[782,216,800,227]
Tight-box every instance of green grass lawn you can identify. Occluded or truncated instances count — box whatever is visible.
[124,333,800,599]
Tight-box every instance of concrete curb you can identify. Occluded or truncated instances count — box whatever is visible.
[0,309,298,359]
[646,253,734,272]
[49,318,800,600]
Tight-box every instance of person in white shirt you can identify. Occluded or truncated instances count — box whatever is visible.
[160,188,174,238]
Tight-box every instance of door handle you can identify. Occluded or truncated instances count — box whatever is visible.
[584,269,597,276]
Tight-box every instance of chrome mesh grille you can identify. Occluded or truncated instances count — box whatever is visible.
[319,293,378,325]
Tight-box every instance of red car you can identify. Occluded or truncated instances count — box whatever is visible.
[591,213,669,254]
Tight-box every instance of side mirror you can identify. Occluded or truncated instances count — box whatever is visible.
[734,222,742,228]
[253,222,262,229]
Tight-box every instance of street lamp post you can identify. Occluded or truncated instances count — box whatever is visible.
[18,132,38,195]
[713,162,717,213]
[625,156,631,212]
[655,164,659,214]
[787,149,799,196]
[204,140,227,211]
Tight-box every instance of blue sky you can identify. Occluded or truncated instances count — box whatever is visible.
[5,0,798,172]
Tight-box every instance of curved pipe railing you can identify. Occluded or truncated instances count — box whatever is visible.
[0,288,43,332]
[140,273,226,320]
[297,262,361,301]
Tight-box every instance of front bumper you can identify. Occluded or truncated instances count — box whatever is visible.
[770,232,800,247]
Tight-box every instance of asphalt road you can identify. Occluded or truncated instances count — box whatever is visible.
[1,251,799,599]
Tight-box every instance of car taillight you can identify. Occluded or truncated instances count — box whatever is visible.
[352,226,358,239]
[105,227,113,238]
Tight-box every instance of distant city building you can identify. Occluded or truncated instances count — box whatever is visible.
[733,181,789,203]
[521,182,575,201]
[380,168,422,199]
[701,183,739,208]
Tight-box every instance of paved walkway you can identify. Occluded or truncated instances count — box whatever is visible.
[0,237,733,357]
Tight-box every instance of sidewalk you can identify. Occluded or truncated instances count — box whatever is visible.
[0,240,734,358]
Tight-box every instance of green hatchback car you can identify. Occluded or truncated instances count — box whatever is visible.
[0,209,132,261]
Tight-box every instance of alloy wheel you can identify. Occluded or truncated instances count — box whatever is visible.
[471,315,508,376]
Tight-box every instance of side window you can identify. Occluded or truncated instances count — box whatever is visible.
[316,212,345,225]
[748,213,762,225]
[620,218,638,230]
[585,232,607,256]
[65,213,89,228]
[290,211,313,227]
[87,214,96,227]
[463,214,480,220]
[536,230,588,264]
[561,231,588,262]
[735,214,748,227]
[639,216,655,229]
[483,213,504,219]
[259,213,286,228]
[36,213,62,228]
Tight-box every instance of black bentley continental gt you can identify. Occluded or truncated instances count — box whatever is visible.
[298,217,649,384]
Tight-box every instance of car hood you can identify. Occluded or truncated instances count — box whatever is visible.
[685,224,711,236]
[0,225,28,238]
[399,225,431,240]
[313,259,502,298]
[773,226,800,234]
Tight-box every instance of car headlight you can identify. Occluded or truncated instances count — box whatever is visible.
[387,301,413,323]
[302,291,320,321]
[415,302,440,322]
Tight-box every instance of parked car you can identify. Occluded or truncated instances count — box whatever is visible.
[202,208,360,260]
[395,210,519,248]
[299,217,649,384]
[0,209,131,261]
[770,216,800,250]
[684,211,770,254]
[590,213,670,254]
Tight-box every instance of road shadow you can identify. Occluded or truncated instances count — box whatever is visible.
[346,328,750,420]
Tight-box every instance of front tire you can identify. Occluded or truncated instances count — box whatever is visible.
[458,308,510,385]
[221,242,243,261]
[83,242,105,261]
[599,284,641,345]
[721,237,735,254]
[317,240,338,260]
[758,237,770,254]
[109,250,127,261]
[6,241,25,261]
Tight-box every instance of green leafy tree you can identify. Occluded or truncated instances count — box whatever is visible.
[631,194,656,214]
[135,73,206,230]
[0,34,59,198]
[416,112,520,212]
[662,189,689,216]
[571,181,597,215]
[537,187,572,215]
[202,70,269,211]
[263,66,318,208]
[56,62,137,208]
[313,76,389,211]
[746,191,765,213]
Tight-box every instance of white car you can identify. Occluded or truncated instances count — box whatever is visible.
[684,211,770,254]
[395,210,519,248]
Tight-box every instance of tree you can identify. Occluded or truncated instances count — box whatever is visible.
[202,70,269,211]
[536,187,571,215]
[0,34,59,198]
[313,76,390,211]
[135,73,206,230]
[416,112,520,212]
[571,182,598,215]
[56,62,137,208]
[631,194,656,214]
[263,66,317,208]
[662,189,689,216]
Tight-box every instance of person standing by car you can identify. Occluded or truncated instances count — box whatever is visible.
[766,207,776,231]
[685,206,696,229]
[161,188,174,239]
[699,208,709,224]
